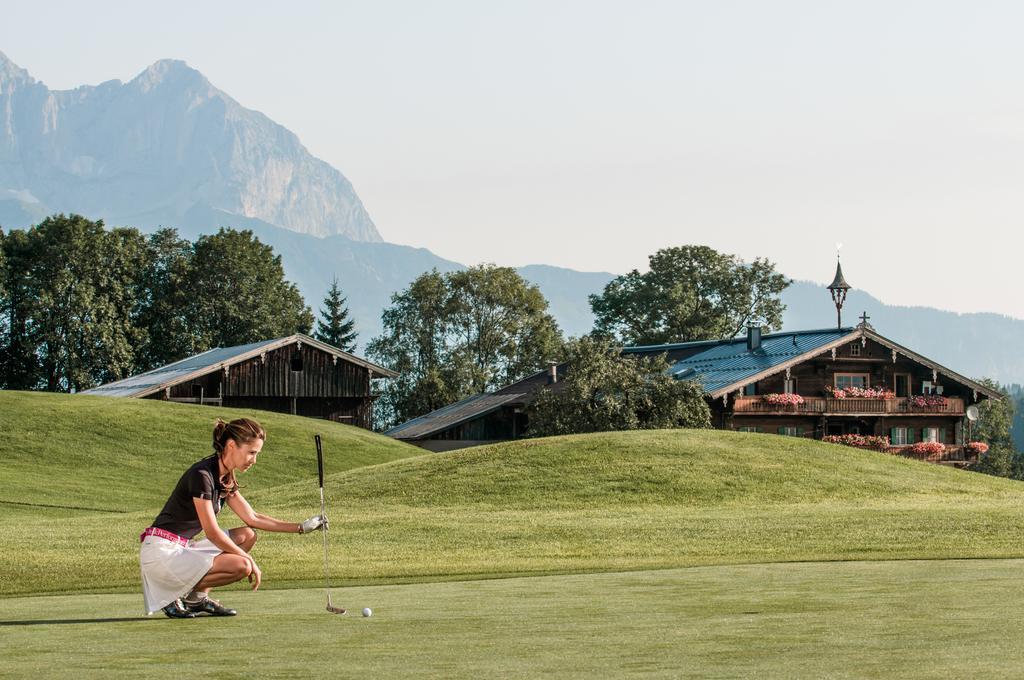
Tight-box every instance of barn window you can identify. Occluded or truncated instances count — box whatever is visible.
[290,352,304,372]
[849,343,861,357]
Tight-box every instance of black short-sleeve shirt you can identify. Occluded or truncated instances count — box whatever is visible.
[151,455,225,539]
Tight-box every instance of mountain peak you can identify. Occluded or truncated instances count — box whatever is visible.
[0,55,381,242]
[0,50,34,86]
[131,58,207,92]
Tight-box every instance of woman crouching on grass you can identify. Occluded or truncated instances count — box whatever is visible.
[139,417,326,618]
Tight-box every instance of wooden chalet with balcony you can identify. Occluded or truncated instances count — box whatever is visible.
[81,334,398,429]
[621,319,1000,465]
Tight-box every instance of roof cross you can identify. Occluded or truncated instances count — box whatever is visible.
[859,311,870,326]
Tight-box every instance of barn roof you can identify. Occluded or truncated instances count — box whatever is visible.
[81,333,398,398]
[384,392,527,439]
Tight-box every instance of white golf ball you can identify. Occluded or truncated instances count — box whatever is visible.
[362,607,372,617]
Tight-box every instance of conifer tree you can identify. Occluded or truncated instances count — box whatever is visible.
[315,277,358,352]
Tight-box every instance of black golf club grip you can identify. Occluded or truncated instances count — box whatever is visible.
[315,434,324,489]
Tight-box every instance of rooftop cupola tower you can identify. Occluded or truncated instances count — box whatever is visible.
[828,257,851,329]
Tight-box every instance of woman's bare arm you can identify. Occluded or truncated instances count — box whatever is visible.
[225,492,302,533]
[193,497,253,557]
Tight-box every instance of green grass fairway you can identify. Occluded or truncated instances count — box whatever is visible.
[3,560,1024,678]
[6,391,1024,676]
[5,392,1024,596]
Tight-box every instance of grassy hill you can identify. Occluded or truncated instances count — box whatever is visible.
[3,391,1024,598]
[0,391,419,512]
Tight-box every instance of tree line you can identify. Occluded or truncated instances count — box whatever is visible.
[2,214,791,437]
[0,214,351,392]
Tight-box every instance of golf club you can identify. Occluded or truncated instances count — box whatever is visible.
[315,434,346,615]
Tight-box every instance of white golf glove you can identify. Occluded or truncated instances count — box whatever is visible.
[300,514,328,533]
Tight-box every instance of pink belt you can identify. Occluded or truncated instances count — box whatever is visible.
[140,526,189,546]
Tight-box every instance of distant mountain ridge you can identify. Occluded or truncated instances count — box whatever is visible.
[162,210,1024,384]
[2,51,1021,385]
[0,52,379,241]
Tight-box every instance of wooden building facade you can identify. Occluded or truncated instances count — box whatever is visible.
[82,334,398,429]
[386,261,1001,465]
[388,322,999,466]
[694,325,1000,465]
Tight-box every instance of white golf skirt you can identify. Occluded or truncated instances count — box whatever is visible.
[139,534,222,614]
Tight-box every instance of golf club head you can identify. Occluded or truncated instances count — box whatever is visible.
[326,605,347,615]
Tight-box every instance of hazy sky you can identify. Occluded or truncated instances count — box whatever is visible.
[3,1,1023,317]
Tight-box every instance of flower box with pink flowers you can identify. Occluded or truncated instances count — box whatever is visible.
[825,386,895,400]
[761,393,805,408]
[964,441,989,456]
[907,395,947,410]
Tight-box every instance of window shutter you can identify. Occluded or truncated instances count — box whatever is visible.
[890,427,897,443]
[778,427,786,435]
[796,428,803,436]
[938,428,946,444]
[908,428,917,444]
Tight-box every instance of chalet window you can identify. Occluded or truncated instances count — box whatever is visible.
[894,374,910,398]
[784,378,798,394]
[778,426,801,437]
[743,383,757,396]
[290,352,304,372]
[922,381,934,395]
[922,427,946,444]
[890,427,915,446]
[835,373,869,390]
[849,343,861,357]
[737,426,760,433]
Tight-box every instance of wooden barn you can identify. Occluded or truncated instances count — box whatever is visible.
[81,334,398,428]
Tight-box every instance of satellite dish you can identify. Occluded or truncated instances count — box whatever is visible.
[966,405,980,422]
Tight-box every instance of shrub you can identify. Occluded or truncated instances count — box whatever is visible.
[525,336,712,437]
[822,434,890,451]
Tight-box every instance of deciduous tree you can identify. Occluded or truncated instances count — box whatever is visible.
[525,335,711,437]
[0,215,147,391]
[589,245,790,345]
[367,265,563,429]
[178,228,314,353]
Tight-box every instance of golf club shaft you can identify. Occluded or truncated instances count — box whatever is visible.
[316,434,343,613]
[319,485,332,606]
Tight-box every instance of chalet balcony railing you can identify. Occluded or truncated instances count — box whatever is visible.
[733,396,965,416]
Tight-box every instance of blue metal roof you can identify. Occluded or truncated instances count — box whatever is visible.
[629,328,855,395]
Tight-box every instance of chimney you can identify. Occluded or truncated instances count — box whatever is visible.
[547,362,558,384]
[746,325,762,351]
